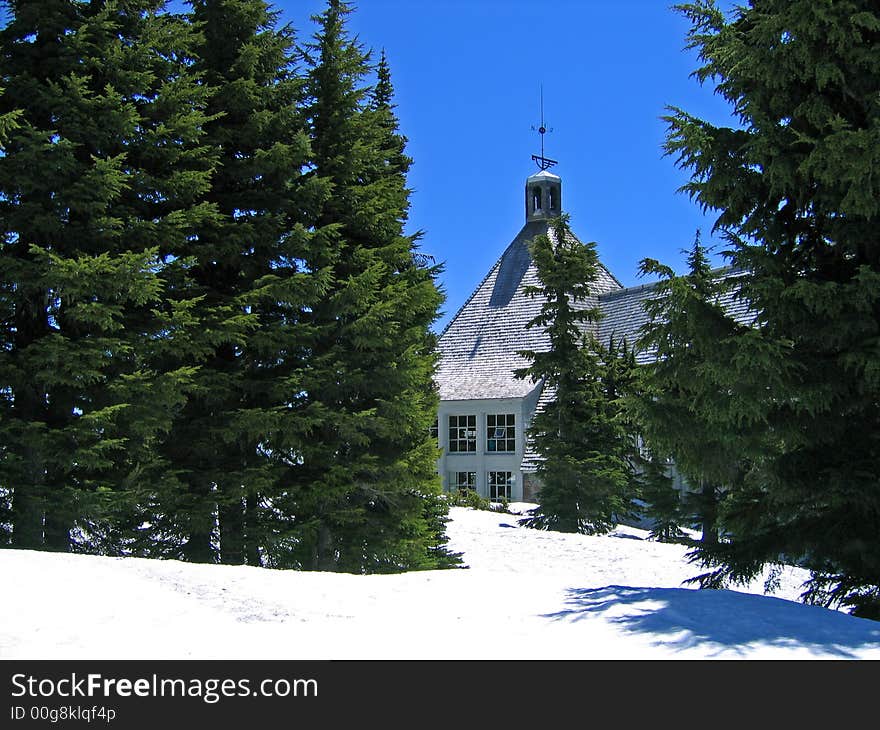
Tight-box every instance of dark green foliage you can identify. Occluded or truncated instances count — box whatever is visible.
[144,0,320,566]
[287,0,454,572]
[445,487,491,511]
[420,489,463,569]
[634,449,687,543]
[0,0,214,552]
[516,215,639,534]
[0,87,20,545]
[633,234,746,547]
[665,1,880,617]
[0,0,456,575]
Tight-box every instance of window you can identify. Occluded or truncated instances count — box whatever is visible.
[448,414,476,453]
[548,188,556,210]
[487,413,515,452]
[488,471,514,502]
[450,471,477,492]
[531,186,542,211]
[430,418,438,442]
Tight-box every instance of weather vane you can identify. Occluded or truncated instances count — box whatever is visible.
[531,86,557,171]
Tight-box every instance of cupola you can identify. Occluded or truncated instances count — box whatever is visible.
[525,168,561,222]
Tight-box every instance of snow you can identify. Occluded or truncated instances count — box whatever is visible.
[2,505,879,660]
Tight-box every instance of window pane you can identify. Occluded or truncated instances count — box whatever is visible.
[449,414,477,453]
[487,471,513,502]
[487,414,515,452]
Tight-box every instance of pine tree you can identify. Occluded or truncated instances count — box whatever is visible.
[0,0,216,553]
[516,215,639,534]
[665,1,880,616]
[291,0,453,572]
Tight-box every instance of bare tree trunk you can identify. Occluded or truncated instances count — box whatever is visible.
[316,523,336,571]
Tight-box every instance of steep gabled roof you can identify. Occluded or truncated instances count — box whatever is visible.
[436,220,622,401]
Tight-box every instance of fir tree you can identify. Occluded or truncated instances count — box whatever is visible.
[632,233,747,548]
[0,0,215,553]
[291,0,453,572]
[516,215,639,534]
[146,0,320,566]
[665,1,880,616]
[633,447,685,543]
[0,86,20,545]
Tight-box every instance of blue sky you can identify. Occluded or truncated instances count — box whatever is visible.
[278,0,740,331]
[254,1,740,330]
[5,0,742,332]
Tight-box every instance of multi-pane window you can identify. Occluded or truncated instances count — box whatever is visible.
[488,471,514,502]
[448,414,477,453]
[486,413,516,452]
[430,418,438,442]
[450,471,477,492]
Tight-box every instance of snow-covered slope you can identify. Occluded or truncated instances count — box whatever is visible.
[2,506,879,659]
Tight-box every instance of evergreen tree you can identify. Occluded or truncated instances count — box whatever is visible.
[291,0,453,572]
[632,233,748,549]
[146,0,320,566]
[633,447,685,543]
[516,215,639,534]
[665,1,880,616]
[0,0,215,553]
[0,87,21,545]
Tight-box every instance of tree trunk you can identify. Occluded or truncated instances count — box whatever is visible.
[10,487,43,549]
[244,495,261,566]
[218,492,245,565]
[10,290,47,549]
[700,481,718,545]
[42,509,70,552]
[183,482,216,564]
[316,523,336,571]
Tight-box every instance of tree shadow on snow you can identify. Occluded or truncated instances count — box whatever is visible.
[543,585,880,658]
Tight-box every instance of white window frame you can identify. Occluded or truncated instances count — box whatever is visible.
[449,471,477,493]
[488,471,514,502]
[448,414,477,453]
[486,413,516,453]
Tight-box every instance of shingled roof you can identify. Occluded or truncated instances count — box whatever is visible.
[596,268,756,363]
[596,282,659,364]
[435,219,622,401]
[519,270,757,472]
[520,380,555,473]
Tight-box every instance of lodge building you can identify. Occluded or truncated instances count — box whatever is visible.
[433,164,662,502]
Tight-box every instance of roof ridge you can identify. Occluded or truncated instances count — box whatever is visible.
[438,221,548,339]
[438,246,506,339]
[599,263,624,290]
[440,221,623,338]
[598,264,745,302]
[598,279,660,301]
[560,229,624,290]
